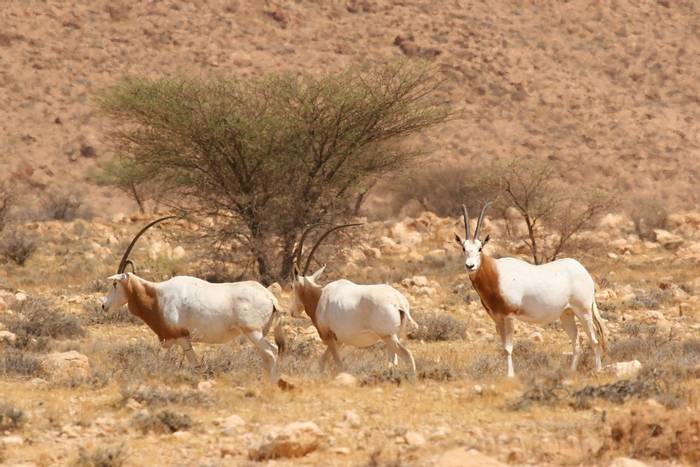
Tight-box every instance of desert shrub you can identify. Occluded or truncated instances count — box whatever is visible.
[416,358,456,381]
[629,196,667,240]
[73,443,127,467]
[407,311,467,342]
[0,401,24,431]
[43,191,82,221]
[466,353,502,379]
[626,289,674,310]
[0,349,41,376]
[0,228,37,266]
[120,383,208,407]
[5,297,84,348]
[132,410,192,434]
[107,341,196,383]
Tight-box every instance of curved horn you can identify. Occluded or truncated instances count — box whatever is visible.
[302,223,364,276]
[462,204,470,240]
[117,215,178,274]
[123,260,136,274]
[293,224,318,273]
[474,201,492,240]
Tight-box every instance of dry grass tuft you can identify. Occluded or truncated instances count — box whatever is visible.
[120,383,209,407]
[132,410,192,434]
[0,401,24,431]
[73,443,127,467]
[3,297,84,349]
[1,348,41,376]
[408,311,467,342]
[0,228,38,266]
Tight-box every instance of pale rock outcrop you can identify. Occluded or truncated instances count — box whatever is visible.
[249,421,323,460]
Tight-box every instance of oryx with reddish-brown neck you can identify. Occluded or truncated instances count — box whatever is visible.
[290,224,417,379]
[454,202,608,378]
[101,217,286,384]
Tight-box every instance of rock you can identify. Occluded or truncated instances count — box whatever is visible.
[172,246,186,260]
[428,447,507,466]
[333,372,358,387]
[404,431,426,446]
[112,213,126,223]
[608,457,649,467]
[605,360,642,379]
[425,249,447,266]
[221,414,246,435]
[340,410,361,429]
[80,144,97,158]
[653,229,683,250]
[0,330,17,344]
[107,234,119,246]
[363,247,382,259]
[0,297,7,311]
[249,421,323,460]
[530,331,543,343]
[197,380,214,392]
[472,384,483,395]
[607,252,619,259]
[1,435,24,446]
[14,292,27,302]
[40,351,91,383]
[389,221,422,245]
[401,275,428,287]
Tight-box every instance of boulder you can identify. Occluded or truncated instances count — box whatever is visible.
[608,457,649,467]
[605,360,642,379]
[221,414,246,435]
[333,372,358,387]
[425,249,447,266]
[172,246,186,260]
[249,421,323,460]
[40,351,91,383]
[427,447,507,467]
[652,229,684,250]
[0,330,17,345]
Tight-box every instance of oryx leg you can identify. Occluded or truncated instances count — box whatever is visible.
[572,307,603,371]
[323,338,343,374]
[319,347,332,373]
[560,309,580,371]
[170,337,200,369]
[494,314,515,378]
[244,330,279,384]
[383,335,416,380]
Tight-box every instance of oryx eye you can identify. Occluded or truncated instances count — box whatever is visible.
[113,282,117,288]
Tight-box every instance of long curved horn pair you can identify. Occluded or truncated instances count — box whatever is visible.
[117,215,179,274]
[461,201,492,240]
[294,222,363,276]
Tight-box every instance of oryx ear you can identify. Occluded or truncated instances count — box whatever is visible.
[310,265,326,282]
[106,273,128,282]
[482,234,490,245]
[454,233,463,246]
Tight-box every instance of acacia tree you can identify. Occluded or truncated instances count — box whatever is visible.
[484,158,614,264]
[97,62,451,283]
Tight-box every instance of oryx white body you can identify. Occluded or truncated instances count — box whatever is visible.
[317,280,412,348]
[455,203,607,378]
[103,272,283,383]
[156,276,278,343]
[495,257,596,325]
[292,268,417,379]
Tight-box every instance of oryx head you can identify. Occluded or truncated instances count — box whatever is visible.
[101,216,176,313]
[454,202,491,273]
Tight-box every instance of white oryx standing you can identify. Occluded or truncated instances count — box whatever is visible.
[454,202,608,378]
[290,224,417,379]
[101,217,286,385]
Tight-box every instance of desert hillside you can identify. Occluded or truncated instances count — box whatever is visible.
[1,0,699,213]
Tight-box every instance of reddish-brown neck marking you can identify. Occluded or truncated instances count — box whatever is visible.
[297,281,322,329]
[469,253,517,317]
[125,275,188,342]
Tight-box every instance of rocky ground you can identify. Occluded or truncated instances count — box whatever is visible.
[0,211,699,466]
